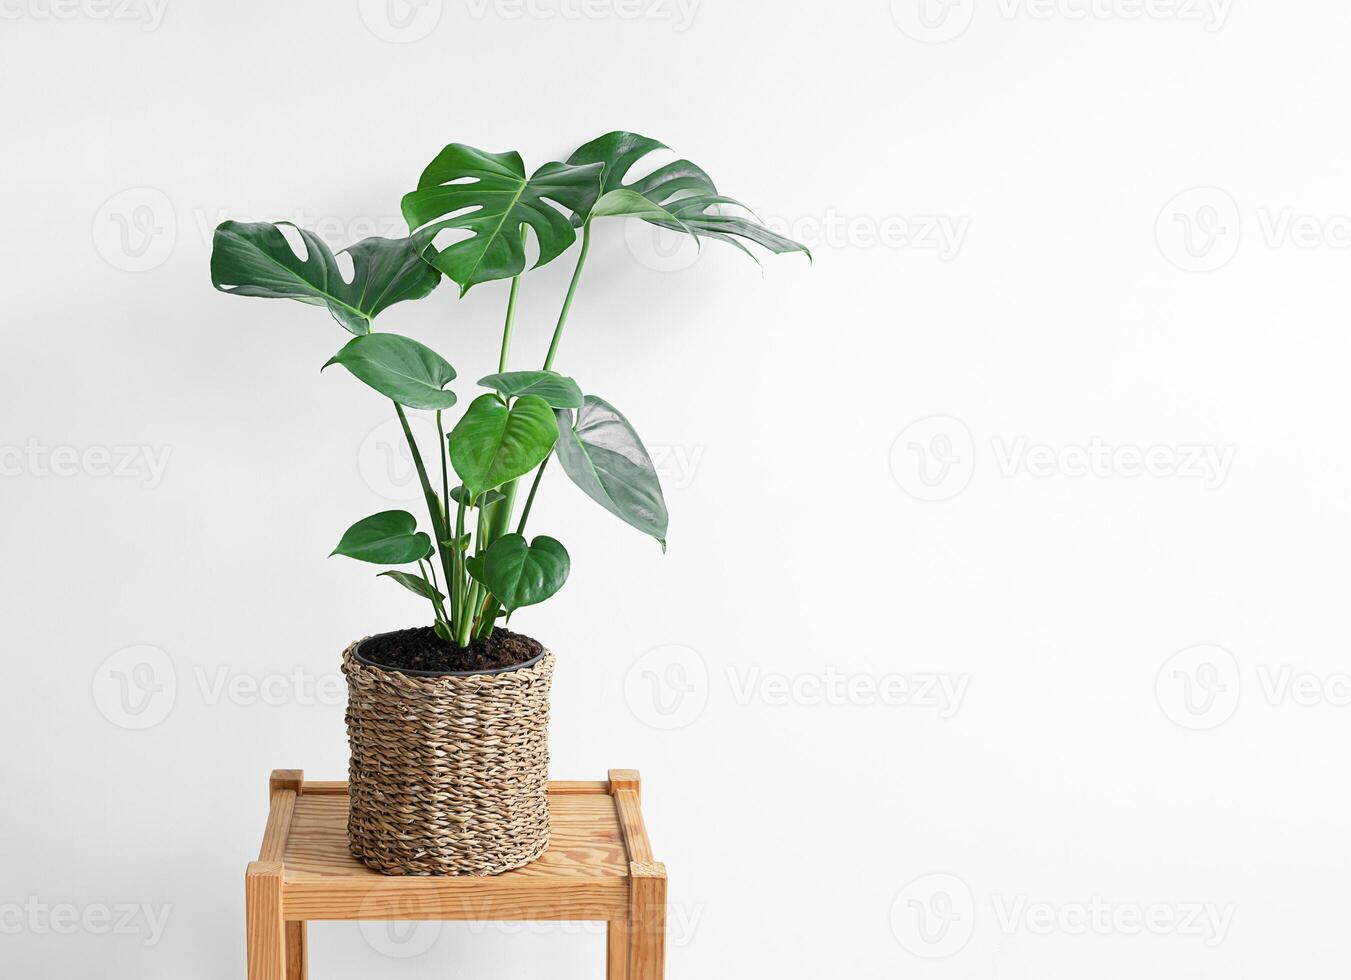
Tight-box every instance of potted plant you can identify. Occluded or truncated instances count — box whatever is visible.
[210,131,808,875]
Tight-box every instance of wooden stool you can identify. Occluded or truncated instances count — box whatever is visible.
[246,769,666,979]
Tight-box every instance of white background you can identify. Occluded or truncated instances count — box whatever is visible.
[2,0,1349,976]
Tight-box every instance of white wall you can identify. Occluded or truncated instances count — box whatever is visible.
[3,1,1349,977]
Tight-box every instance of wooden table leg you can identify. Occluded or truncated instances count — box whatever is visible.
[246,861,286,980]
[627,862,667,980]
[607,918,629,980]
[285,922,307,980]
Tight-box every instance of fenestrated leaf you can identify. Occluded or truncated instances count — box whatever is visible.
[483,534,570,613]
[378,570,445,602]
[449,394,559,497]
[210,221,441,335]
[322,333,457,410]
[331,511,432,564]
[401,144,604,294]
[478,370,583,409]
[553,396,668,548]
[565,131,810,261]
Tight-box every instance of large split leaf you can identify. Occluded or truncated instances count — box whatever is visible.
[401,144,604,294]
[323,333,457,410]
[331,511,432,564]
[210,221,440,335]
[554,395,668,549]
[566,131,810,261]
[483,534,570,613]
[449,394,559,497]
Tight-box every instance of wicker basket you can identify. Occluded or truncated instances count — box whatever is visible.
[341,636,554,876]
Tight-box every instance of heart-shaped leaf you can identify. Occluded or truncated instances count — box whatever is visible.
[554,396,668,549]
[322,333,457,410]
[450,394,558,497]
[566,131,810,261]
[331,511,432,564]
[378,570,445,602]
[402,144,604,294]
[210,221,441,335]
[478,370,583,409]
[464,554,488,586]
[483,534,570,613]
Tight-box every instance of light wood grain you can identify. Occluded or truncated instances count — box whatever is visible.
[607,917,629,980]
[627,862,667,980]
[270,770,304,795]
[607,769,641,799]
[247,772,665,975]
[278,786,630,921]
[285,921,306,980]
[613,791,653,865]
[245,861,285,980]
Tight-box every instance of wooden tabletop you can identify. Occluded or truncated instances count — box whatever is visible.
[254,770,661,923]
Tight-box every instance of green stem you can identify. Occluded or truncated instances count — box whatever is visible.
[543,220,591,371]
[419,558,448,624]
[453,496,467,636]
[515,455,549,536]
[395,403,454,610]
[436,409,454,624]
[498,231,525,373]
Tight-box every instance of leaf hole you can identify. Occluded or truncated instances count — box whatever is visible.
[334,248,356,285]
[432,226,476,251]
[277,223,310,262]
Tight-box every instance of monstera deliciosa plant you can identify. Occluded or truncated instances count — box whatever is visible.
[211,131,807,653]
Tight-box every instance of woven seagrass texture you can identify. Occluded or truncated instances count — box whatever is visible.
[342,640,554,876]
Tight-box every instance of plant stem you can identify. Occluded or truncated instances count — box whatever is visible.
[498,232,525,373]
[543,220,591,371]
[453,496,467,635]
[394,402,454,611]
[419,557,448,624]
[436,409,454,624]
[515,455,549,536]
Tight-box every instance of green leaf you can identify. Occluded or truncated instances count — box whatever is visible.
[483,534,570,613]
[322,334,457,410]
[433,620,455,644]
[449,486,506,508]
[401,144,604,294]
[554,396,668,548]
[566,131,810,261]
[378,570,445,602]
[439,532,472,551]
[450,394,559,497]
[478,370,584,409]
[464,554,487,586]
[210,221,440,335]
[331,511,432,565]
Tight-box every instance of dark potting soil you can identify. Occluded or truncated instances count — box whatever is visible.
[359,626,543,674]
